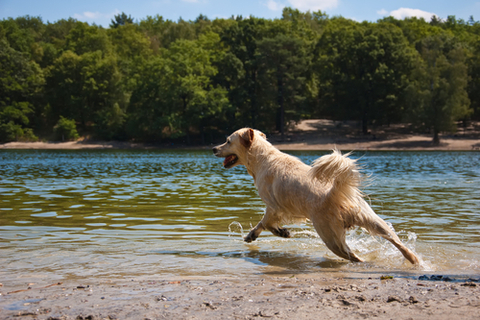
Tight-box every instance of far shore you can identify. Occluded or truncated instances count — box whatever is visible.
[2,120,479,151]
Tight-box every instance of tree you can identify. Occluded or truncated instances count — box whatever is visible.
[2,10,480,143]
[165,36,229,143]
[53,116,79,141]
[127,34,229,143]
[407,34,472,144]
[108,23,152,60]
[0,39,43,142]
[256,34,310,139]
[219,17,268,129]
[65,22,112,56]
[46,50,123,136]
[126,55,172,141]
[466,26,480,120]
[315,20,416,134]
[0,16,45,60]
[281,7,328,42]
[110,13,134,28]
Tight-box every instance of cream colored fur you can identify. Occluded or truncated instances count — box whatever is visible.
[213,128,419,264]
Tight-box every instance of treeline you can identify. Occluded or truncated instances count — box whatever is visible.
[1,9,479,144]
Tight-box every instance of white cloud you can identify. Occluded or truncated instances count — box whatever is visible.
[73,9,120,23]
[267,0,285,11]
[83,11,102,19]
[387,8,437,20]
[287,0,338,11]
[73,12,87,20]
[377,9,388,16]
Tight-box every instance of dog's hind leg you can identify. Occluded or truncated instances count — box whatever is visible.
[360,214,419,265]
[244,207,291,243]
[312,217,363,262]
[355,201,419,264]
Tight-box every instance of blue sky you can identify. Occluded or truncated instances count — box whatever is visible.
[1,0,479,27]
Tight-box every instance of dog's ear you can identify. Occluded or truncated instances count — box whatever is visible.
[240,128,254,148]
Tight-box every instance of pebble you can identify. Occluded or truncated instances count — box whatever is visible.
[387,296,402,303]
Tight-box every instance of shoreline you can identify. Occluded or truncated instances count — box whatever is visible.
[1,274,478,319]
[2,120,479,151]
[1,134,479,151]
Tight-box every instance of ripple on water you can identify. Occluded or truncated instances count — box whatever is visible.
[0,150,479,282]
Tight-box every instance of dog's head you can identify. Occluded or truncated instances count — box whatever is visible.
[212,128,266,169]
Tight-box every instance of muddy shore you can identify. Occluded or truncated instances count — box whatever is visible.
[1,275,479,320]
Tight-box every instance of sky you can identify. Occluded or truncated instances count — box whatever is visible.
[1,0,479,27]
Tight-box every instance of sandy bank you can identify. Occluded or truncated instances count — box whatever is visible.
[274,135,480,151]
[1,275,478,319]
[273,119,480,151]
[1,135,479,151]
[1,120,479,151]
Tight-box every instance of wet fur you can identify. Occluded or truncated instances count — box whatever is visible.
[213,128,419,264]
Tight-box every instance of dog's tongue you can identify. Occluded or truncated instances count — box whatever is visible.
[224,155,235,167]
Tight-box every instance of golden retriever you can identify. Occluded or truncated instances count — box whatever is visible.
[213,128,419,264]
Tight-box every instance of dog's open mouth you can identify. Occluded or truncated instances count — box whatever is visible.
[223,154,238,168]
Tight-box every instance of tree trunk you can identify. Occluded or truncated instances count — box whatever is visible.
[433,129,440,145]
[250,71,257,128]
[277,76,285,141]
[182,96,191,145]
[362,112,369,135]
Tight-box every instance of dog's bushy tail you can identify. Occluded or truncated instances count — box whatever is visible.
[308,149,363,210]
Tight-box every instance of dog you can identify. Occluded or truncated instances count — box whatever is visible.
[213,128,419,264]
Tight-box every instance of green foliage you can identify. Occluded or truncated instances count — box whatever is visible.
[0,39,42,142]
[315,20,417,134]
[45,49,123,133]
[53,116,79,141]
[256,33,311,137]
[127,34,230,142]
[1,10,479,143]
[65,22,112,56]
[407,34,472,144]
[110,12,134,28]
[219,17,268,130]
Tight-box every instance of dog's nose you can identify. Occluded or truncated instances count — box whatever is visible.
[212,147,218,154]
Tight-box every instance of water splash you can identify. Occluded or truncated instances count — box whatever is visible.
[341,225,435,270]
[228,221,245,239]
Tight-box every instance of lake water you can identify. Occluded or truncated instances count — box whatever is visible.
[1,150,479,285]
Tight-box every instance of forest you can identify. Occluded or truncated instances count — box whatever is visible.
[1,8,479,145]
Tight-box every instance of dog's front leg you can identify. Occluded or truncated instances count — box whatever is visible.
[244,222,264,243]
[244,207,291,242]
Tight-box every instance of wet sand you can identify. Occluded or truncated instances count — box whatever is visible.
[1,275,479,319]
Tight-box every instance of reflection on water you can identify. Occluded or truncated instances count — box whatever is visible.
[0,150,479,284]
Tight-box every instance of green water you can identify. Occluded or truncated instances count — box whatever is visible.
[0,150,479,284]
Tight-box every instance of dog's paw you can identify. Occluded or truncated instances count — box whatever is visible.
[244,232,258,243]
[272,227,291,238]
